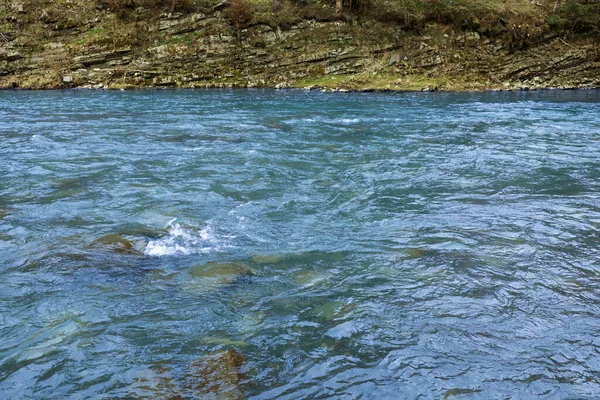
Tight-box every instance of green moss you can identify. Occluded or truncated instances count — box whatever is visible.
[71,19,149,50]
[158,31,204,46]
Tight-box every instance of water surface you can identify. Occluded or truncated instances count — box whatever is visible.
[2,89,600,398]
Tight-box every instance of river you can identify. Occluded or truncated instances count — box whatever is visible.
[2,89,600,398]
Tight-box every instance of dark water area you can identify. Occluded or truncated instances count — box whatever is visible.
[2,89,600,398]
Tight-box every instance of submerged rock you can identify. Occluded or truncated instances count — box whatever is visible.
[184,349,246,400]
[120,226,169,240]
[204,338,251,348]
[190,262,255,283]
[52,177,83,190]
[91,233,147,256]
[293,269,330,288]
[22,251,90,271]
[309,299,358,326]
[44,188,83,202]
[41,177,86,202]
[250,254,285,265]
[233,311,265,335]
[325,320,359,339]
[128,365,180,399]
[404,248,426,259]
[16,317,82,363]
[184,261,255,294]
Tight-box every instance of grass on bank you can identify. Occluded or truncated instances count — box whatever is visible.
[294,71,493,91]
[2,0,599,42]
[0,0,598,91]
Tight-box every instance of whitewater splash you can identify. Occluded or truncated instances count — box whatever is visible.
[143,219,222,256]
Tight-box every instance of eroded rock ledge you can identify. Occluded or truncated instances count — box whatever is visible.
[1,8,599,91]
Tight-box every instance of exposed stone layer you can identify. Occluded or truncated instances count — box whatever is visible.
[1,8,599,91]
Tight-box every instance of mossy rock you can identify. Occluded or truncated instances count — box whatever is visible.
[91,233,146,255]
[120,226,169,240]
[405,248,426,259]
[191,261,255,279]
[52,177,83,190]
[184,349,246,400]
[183,261,256,294]
[397,247,438,260]
[310,300,345,323]
[309,299,357,325]
[250,254,285,265]
[190,261,255,284]
[293,269,329,288]
[203,337,251,348]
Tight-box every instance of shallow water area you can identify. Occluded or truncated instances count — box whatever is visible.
[2,89,600,398]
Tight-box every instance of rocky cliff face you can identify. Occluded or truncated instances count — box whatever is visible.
[1,4,599,91]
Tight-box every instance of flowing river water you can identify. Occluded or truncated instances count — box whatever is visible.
[2,89,600,399]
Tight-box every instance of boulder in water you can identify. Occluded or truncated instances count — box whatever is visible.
[294,269,329,288]
[16,317,82,362]
[120,226,169,240]
[52,177,82,190]
[204,338,251,348]
[191,261,255,278]
[91,233,147,256]
[184,349,246,400]
[405,248,426,259]
[184,261,256,294]
[192,262,255,283]
[250,254,285,265]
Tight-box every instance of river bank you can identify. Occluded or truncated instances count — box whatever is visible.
[1,1,599,91]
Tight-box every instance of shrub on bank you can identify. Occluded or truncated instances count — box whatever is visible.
[5,0,600,47]
[224,0,254,28]
[97,0,198,16]
[550,0,600,33]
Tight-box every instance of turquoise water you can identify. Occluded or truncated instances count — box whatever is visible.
[2,89,600,398]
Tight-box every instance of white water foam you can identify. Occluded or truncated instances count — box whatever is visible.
[143,220,220,256]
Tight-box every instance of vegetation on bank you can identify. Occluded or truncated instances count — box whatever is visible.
[2,0,599,47]
[0,0,598,90]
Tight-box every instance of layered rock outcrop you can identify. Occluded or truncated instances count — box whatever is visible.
[1,5,599,90]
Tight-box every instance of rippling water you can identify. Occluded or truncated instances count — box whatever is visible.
[2,89,600,398]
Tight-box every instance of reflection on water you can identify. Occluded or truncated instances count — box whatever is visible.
[2,89,600,398]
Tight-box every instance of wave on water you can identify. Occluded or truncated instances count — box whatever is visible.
[286,116,363,126]
[143,219,224,256]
